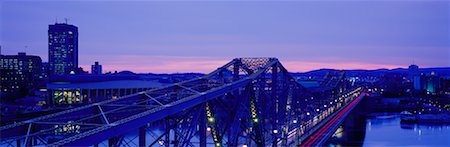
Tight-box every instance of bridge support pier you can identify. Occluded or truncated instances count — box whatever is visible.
[108,137,119,147]
[199,104,207,147]
[139,126,146,147]
[165,120,170,147]
[174,129,179,146]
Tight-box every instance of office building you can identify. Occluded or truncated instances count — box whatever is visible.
[424,74,440,95]
[0,52,42,101]
[91,61,102,75]
[41,62,49,78]
[408,64,421,90]
[48,23,78,75]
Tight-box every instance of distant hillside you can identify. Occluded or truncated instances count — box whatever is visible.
[391,67,450,76]
[291,67,450,77]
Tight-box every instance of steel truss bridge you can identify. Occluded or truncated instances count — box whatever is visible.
[0,58,363,147]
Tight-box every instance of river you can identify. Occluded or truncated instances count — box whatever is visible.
[325,96,450,147]
[363,113,450,146]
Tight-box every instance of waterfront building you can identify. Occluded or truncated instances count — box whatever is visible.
[48,23,78,75]
[439,76,450,97]
[381,72,404,97]
[423,73,440,95]
[46,74,164,106]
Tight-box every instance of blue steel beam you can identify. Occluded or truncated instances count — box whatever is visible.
[1,58,281,146]
[54,59,277,146]
[0,57,358,147]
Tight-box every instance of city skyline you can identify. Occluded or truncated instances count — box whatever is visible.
[1,0,449,73]
[1,1,450,146]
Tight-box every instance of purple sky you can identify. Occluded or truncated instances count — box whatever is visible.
[1,0,449,73]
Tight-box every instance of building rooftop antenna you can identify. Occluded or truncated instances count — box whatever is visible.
[64,18,69,24]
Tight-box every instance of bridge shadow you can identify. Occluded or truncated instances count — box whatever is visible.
[325,95,368,146]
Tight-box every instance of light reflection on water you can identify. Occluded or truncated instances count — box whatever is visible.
[364,114,450,147]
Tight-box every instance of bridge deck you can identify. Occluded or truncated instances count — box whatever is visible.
[301,92,366,147]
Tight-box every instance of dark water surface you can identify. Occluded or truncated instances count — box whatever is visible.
[363,114,450,146]
[327,112,450,147]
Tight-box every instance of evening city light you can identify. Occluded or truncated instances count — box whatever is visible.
[1,0,449,147]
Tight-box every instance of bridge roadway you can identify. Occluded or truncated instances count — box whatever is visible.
[301,92,367,147]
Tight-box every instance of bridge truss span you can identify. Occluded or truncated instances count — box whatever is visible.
[0,57,362,147]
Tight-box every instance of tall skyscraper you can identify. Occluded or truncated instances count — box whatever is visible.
[48,23,78,75]
[91,61,102,75]
[408,64,421,90]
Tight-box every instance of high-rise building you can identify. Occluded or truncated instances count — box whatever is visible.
[91,61,102,75]
[408,64,421,90]
[424,74,440,95]
[0,52,42,101]
[408,64,419,77]
[48,23,78,75]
